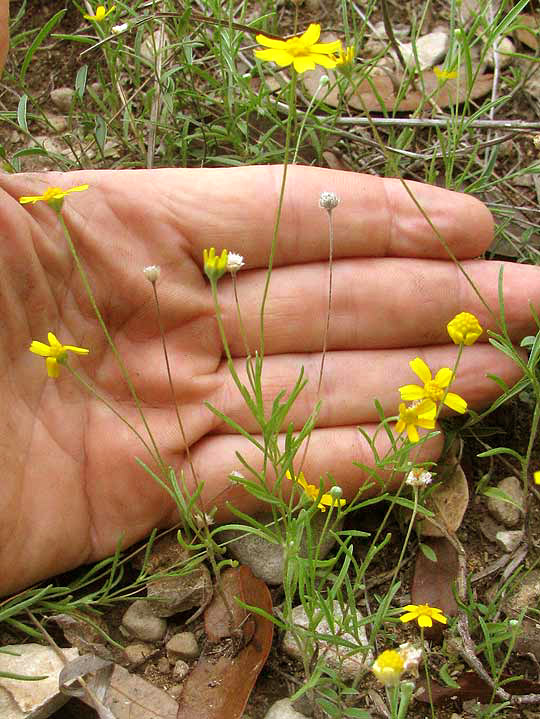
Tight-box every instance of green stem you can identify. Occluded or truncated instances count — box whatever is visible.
[259,71,297,359]
[58,213,166,476]
[420,627,435,719]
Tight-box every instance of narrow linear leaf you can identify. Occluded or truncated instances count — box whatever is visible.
[21,9,67,84]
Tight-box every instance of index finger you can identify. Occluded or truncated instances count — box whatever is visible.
[160,165,494,265]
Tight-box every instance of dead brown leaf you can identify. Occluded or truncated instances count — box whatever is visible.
[515,13,539,52]
[177,566,273,719]
[411,537,458,640]
[302,64,493,112]
[416,671,540,704]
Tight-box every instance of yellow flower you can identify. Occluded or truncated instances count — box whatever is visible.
[399,357,467,414]
[84,4,115,21]
[203,247,228,282]
[395,400,436,443]
[29,332,89,378]
[434,65,458,80]
[19,185,89,211]
[447,312,483,346]
[254,24,342,73]
[534,471,540,485]
[335,45,355,66]
[286,470,346,512]
[371,649,405,686]
[400,603,447,628]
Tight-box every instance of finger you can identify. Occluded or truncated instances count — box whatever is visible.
[207,344,524,434]
[169,423,445,522]
[219,258,540,355]
[4,166,494,267]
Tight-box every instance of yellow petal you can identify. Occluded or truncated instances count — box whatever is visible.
[46,357,59,378]
[29,341,53,357]
[47,332,62,348]
[255,48,293,67]
[63,345,90,355]
[444,392,467,413]
[410,357,431,384]
[293,56,316,73]
[296,472,308,490]
[300,23,321,45]
[19,195,43,204]
[406,425,420,443]
[311,41,342,55]
[255,34,287,49]
[417,614,433,628]
[67,184,89,194]
[399,611,417,623]
[399,384,425,401]
[434,367,453,388]
[310,53,338,68]
[395,419,405,434]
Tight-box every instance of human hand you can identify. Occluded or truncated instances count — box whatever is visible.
[0,165,537,595]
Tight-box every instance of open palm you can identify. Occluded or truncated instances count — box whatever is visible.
[0,165,538,595]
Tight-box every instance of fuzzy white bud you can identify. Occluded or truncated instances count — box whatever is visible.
[329,485,343,499]
[112,23,129,35]
[226,252,245,273]
[143,265,161,283]
[405,468,433,488]
[319,191,340,211]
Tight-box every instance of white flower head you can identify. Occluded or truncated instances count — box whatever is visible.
[406,468,433,488]
[112,22,129,35]
[398,642,422,675]
[319,191,340,211]
[227,252,245,273]
[143,265,161,283]
[329,485,343,500]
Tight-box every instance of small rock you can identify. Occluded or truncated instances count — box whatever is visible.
[132,534,190,573]
[487,476,524,528]
[221,511,342,585]
[495,529,524,553]
[479,514,501,543]
[264,698,308,719]
[50,87,75,112]
[503,570,540,619]
[168,684,184,699]
[0,643,79,719]
[282,601,372,680]
[146,567,213,618]
[44,113,68,133]
[166,632,199,661]
[105,664,178,719]
[122,600,167,641]
[172,659,190,680]
[124,643,155,665]
[485,37,515,69]
[157,656,171,674]
[396,31,449,70]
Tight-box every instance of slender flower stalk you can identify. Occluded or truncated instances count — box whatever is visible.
[56,214,167,475]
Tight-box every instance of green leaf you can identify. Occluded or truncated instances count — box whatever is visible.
[17,94,28,132]
[483,487,524,512]
[20,9,67,84]
[439,662,461,689]
[419,542,438,562]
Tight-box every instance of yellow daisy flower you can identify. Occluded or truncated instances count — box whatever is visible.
[399,357,467,414]
[447,312,483,346]
[335,45,355,66]
[286,470,346,512]
[84,4,115,22]
[19,185,89,210]
[203,247,228,282]
[534,471,540,485]
[371,649,405,686]
[434,65,458,80]
[395,399,436,443]
[400,603,447,628]
[254,24,342,73]
[29,332,89,378]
